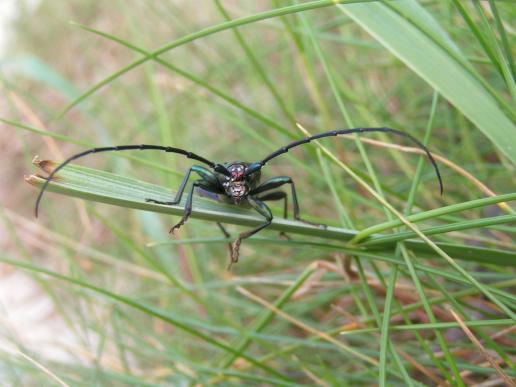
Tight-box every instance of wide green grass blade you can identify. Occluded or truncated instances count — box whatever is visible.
[339,2,516,164]
[150,235,516,269]
[28,162,356,240]
[27,162,516,267]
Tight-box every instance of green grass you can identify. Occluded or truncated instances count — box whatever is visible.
[1,1,515,385]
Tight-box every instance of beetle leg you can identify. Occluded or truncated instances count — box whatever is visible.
[230,197,272,268]
[145,173,190,205]
[146,166,189,205]
[256,191,290,240]
[256,191,288,217]
[169,181,200,234]
[146,166,223,233]
[216,222,233,258]
[146,165,221,205]
[168,175,222,234]
[251,176,327,228]
[147,166,222,233]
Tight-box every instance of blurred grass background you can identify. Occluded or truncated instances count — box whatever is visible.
[1,0,515,385]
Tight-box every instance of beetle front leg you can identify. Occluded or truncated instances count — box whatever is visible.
[145,165,220,206]
[230,197,272,267]
[145,167,193,205]
[145,165,222,234]
[169,181,200,234]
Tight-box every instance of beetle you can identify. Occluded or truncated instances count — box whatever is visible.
[35,127,443,265]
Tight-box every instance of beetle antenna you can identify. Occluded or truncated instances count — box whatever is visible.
[255,127,444,195]
[35,144,222,217]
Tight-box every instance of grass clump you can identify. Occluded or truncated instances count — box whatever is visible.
[1,1,514,385]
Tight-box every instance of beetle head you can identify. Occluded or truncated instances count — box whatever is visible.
[222,163,250,204]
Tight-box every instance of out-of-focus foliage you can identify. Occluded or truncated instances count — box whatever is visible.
[1,1,514,385]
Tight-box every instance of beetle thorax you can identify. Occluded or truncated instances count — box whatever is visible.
[223,163,249,204]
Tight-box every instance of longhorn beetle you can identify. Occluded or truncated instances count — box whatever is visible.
[35,127,443,264]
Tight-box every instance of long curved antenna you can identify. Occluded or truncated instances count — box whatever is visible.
[34,144,223,218]
[250,127,443,195]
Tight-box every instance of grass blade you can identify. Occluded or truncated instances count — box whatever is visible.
[0,258,292,383]
[59,0,376,117]
[339,2,516,164]
[26,162,516,266]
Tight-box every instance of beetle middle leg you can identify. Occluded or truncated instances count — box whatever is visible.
[251,176,327,228]
[230,197,272,267]
[256,191,290,240]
